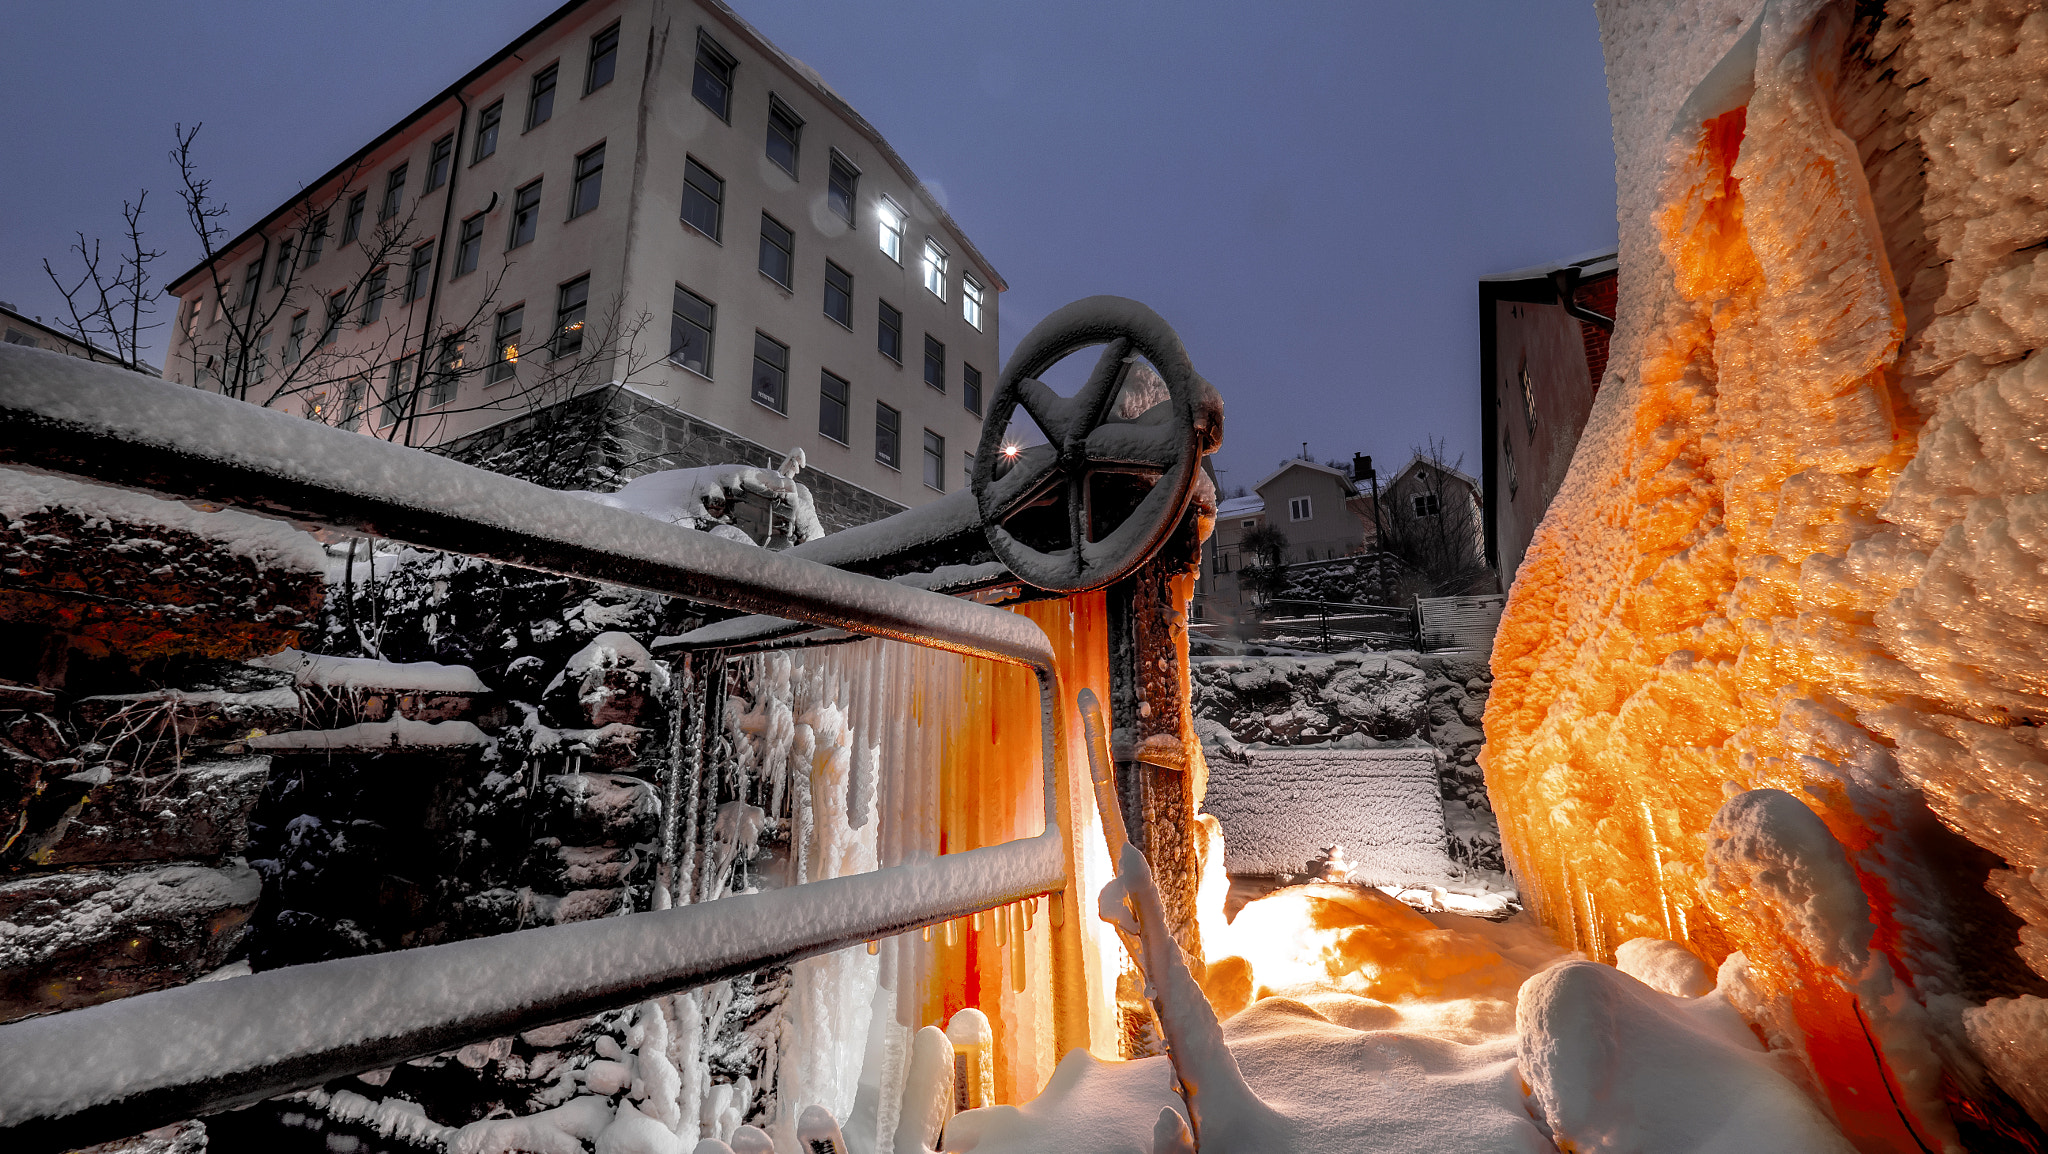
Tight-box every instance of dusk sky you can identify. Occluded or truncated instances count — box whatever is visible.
[0,1,1617,493]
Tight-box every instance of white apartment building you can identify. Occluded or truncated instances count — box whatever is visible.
[163,0,1002,530]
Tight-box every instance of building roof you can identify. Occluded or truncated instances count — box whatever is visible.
[1216,494,1264,518]
[1251,457,1356,493]
[1479,248,1619,284]
[169,0,1005,295]
[0,303,160,375]
[1385,453,1481,495]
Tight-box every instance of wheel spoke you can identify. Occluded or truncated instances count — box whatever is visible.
[1071,339,1134,434]
[982,444,1061,520]
[1083,421,1182,469]
[1013,377,1070,445]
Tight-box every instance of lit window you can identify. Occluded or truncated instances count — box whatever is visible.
[1289,496,1312,522]
[1412,492,1440,518]
[823,261,852,328]
[921,238,947,300]
[380,164,407,221]
[488,305,522,385]
[425,135,453,192]
[552,275,589,359]
[669,285,713,376]
[766,97,802,177]
[923,429,945,491]
[429,336,463,407]
[681,157,723,240]
[586,24,619,94]
[758,213,793,288]
[570,144,605,218]
[752,331,788,413]
[962,274,984,330]
[510,180,542,248]
[963,363,982,415]
[828,153,858,225]
[819,369,849,444]
[527,64,558,129]
[878,197,903,262]
[875,402,900,468]
[693,31,735,120]
[454,214,484,278]
[923,334,944,392]
[474,101,502,161]
[877,300,901,362]
[404,241,434,303]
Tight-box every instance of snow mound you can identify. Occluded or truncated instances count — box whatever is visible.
[251,649,488,693]
[573,461,825,547]
[248,718,489,750]
[0,464,325,574]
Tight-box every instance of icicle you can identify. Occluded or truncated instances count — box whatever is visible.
[796,1105,849,1154]
[1011,903,1028,994]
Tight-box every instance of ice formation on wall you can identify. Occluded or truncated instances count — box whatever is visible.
[1486,0,2048,1135]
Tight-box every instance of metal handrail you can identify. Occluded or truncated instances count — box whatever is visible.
[0,346,1084,1149]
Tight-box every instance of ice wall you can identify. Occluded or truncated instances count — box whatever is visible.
[1486,0,2048,1138]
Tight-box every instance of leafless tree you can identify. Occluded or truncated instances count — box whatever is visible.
[41,192,164,367]
[1238,524,1291,609]
[1381,436,1494,596]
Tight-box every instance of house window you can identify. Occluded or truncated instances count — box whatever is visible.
[340,373,367,425]
[751,331,788,413]
[454,214,484,277]
[1412,492,1440,518]
[875,402,900,468]
[669,285,713,376]
[963,363,982,415]
[963,451,976,482]
[380,359,411,428]
[527,64,558,129]
[1504,432,1518,497]
[380,164,407,221]
[570,144,604,218]
[510,180,542,248]
[962,274,985,330]
[758,213,793,288]
[586,23,619,94]
[361,267,387,323]
[923,334,944,392]
[923,429,945,491]
[307,214,328,265]
[404,241,434,303]
[681,157,723,240]
[693,31,735,120]
[425,135,453,192]
[766,96,802,177]
[273,240,294,287]
[823,261,852,328]
[3,329,33,348]
[429,337,464,408]
[1519,363,1538,438]
[552,275,589,359]
[878,197,903,262]
[828,153,858,225]
[921,238,948,300]
[285,311,307,362]
[474,100,502,161]
[321,292,346,345]
[819,369,849,444]
[1288,496,1312,522]
[877,300,902,362]
[488,305,522,384]
[342,193,365,242]
[240,260,262,307]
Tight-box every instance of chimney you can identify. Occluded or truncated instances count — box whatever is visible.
[1352,453,1374,482]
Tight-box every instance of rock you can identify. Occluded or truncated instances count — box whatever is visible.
[5,711,67,761]
[40,756,268,866]
[543,633,666,729]
[541,773,661,846]
[0,680,56,711]
[72,686,304,767]
[0,860,261,1021]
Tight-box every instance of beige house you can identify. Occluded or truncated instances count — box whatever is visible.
[162,0,1001,530]
[1,302,159,376]
[1197,458,1379,625]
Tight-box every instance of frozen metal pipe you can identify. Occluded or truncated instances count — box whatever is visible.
[0,346,1088,1145]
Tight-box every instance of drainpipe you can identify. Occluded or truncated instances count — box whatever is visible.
[237,236,271,401]
[1550,266,1613,332]
[406,93,470,447]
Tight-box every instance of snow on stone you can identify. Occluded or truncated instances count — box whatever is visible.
[1199,746,1454,884]
[0,463,326,574]
[247,718,489,750]
[0,862,260,973]
[572,460,826,547]
[250,648,488,693]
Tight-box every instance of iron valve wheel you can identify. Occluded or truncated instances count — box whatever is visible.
[973,296,1221,594]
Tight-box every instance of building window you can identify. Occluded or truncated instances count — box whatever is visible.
[669,285,713,376]
[570,144,604,218]
[240,260,261,307]
[823,261,852,328]
[963,451,976,483]
[425,135,453,192]
[527,64,558,129]
[923,429,944,491]
[429,337,463,408]
[828,152,858,226]
[489,305,522,385]
[342,193,365,243]
[361,267,387,324]
[307,214,328,265]
[3,329,34,348]
[322,292,346,345]
[1519,363,1538,438]
[380,359,411,428]
[454,214,484,278]
[923,334,945,392]
[875,402,900,468]
[921,238,948,300]
[752,331,788,413]
[819,369,849,444]
[681,157,723,240]
[693,31,735,120]
[878,197,903,262]
[475,100,502,161]
[286,311,307,362]
[1412,492,1440,518]
[1288,495,1312,522]
[380,164,407,221]
[766,97,802,177]
[758,213,794,288]
[964,363,982,415]
[877,300,902,362]
[405,242,435,303]
[273,240,294,287]
[963,274,985,330]
[553,275,589,359]
[586,23,619,94]
[1504,432,1518,498]
[510,179,542,248]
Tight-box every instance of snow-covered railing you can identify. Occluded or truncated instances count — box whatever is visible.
[0,346,1080,1151]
